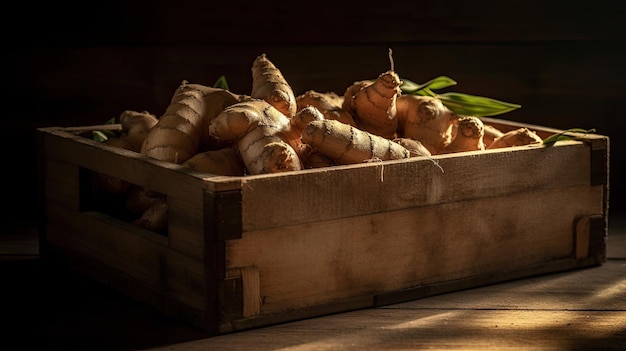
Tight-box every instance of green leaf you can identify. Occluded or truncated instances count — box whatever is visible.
[399,76,521,116]
[103,129,117,138]
[92,130,110,143]
[400,76,457,94]
[436,92,521,117]
[213,75,229,90]
[543,128,596,145]
[92,117,121,142]
[417,87,438,97]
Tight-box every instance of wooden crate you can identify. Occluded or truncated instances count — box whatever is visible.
[36,117,609,334]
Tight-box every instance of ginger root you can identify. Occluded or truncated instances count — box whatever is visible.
[116,110,159,152]
[392,138,432,158]
[442,116,485,154]
[483,123,505,148]
[396,95,459,155]
[487,127,543,149]
[141,81,241,164]
[301,119,411,165]
[342,70,402,139]
[296,90,357,127]
[208,99,306,175]
[182,146,246,176]
[251,54,297,118]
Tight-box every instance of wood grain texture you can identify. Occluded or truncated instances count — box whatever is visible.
[240,140,595,231]
[145,237,626,351]
[1,223,623,350]
[45,209,208,310]
[150,310,626,351]
[38,127,241,259]
[227,185,604,315]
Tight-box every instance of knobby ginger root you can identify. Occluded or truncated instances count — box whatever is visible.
[487,127,543,149]
[392,138,432,158]
[302,151,336,169]
[342,70,402,139]
[483,123,505,148]
[116,110,159,152]
[141,80,242,164]
[296,90,357,127]
[292,105,336,168]
[251,53,297,118]
[208,99,306,175]
[442,116,485,154]
[182,146,246,176]
[301,119,411,165]
[396,95,459,155]
[291,105,325,136]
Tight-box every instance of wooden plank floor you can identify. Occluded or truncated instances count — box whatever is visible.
[2,215,625,350]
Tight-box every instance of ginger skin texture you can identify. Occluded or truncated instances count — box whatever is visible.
[251,54,297,118]
[396,95,459,155]
[487,127,543,149]
[141,81,241,164]
[115,110,159,152]
[208,99,306,175]
[301,119,411,165]
[182,146,246,176]
[343,71,402,140]
[483,123,505,148]
[442,116,486,154]
[296,90,357,127]
[392,137,432,158]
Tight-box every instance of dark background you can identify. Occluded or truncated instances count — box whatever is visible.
[6,0,625,229]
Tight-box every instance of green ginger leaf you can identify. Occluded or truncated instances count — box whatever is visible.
[92,130,110,143]
[400,76,521,116]
[92,117,118,142]
[400,76,457,95]
[436,92,521,117]
[543,128,596,145]
[214,75,229,90]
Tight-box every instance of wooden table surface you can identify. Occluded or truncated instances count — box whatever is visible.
[2,216,625,351]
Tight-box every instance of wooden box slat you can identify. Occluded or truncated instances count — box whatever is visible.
[42,158,81,211]
[239,141,594,231]
[227,184,603,313]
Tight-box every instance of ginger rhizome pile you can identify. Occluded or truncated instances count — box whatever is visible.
[209,99,308,174]
[95,52,543,234]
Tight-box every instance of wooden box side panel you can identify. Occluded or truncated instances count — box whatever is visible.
[39,151,208,310]
[226,184,604,316]
[42,158,82,212]
[241,141,594,232]
[45,207,207,310]
[37,127,240,259]
[37,127,228,330]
